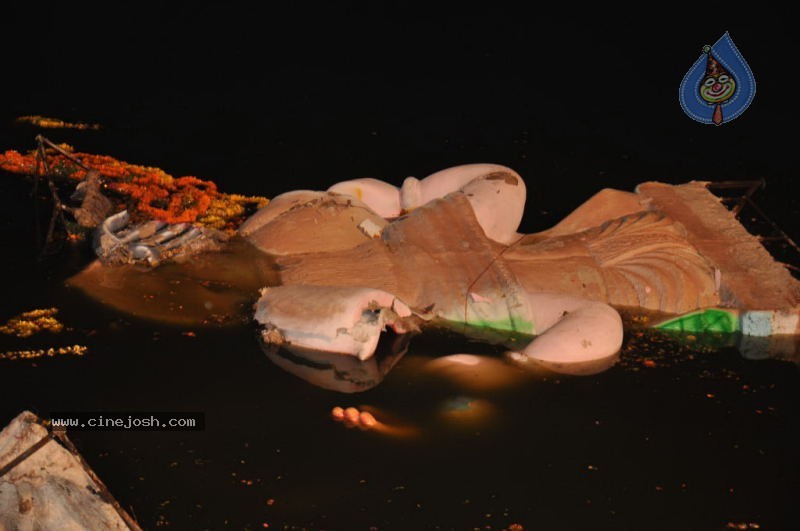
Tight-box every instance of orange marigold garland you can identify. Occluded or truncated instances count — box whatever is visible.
[0,147,268,231]
[0,149,37,174]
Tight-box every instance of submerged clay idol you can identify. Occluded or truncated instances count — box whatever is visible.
[238,164,799,369]
[70,164,800,380]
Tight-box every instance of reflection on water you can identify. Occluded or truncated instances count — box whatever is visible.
[654,328,800,366]
[262,319,800,459]
[268,316,626,390]
[736,334,799,363]
[261,332,411,393]
[263,316,798,400]
[423,353,529,390]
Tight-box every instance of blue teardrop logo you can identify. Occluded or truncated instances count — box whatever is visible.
[679,32,756,125]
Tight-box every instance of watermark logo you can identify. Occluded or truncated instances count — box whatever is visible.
[50,412,205,431]
[679,32,756,126]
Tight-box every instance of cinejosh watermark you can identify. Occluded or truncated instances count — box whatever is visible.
[50,412,205,431]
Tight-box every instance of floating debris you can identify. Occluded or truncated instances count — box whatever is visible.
[0,308,86,361]
[15,115,102,130]
[0,308,64,338]
[0,345,87,361]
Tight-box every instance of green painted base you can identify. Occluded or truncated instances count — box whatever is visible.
[654,308,739,334]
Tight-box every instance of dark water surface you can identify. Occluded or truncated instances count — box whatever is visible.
[1,6,799,530]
